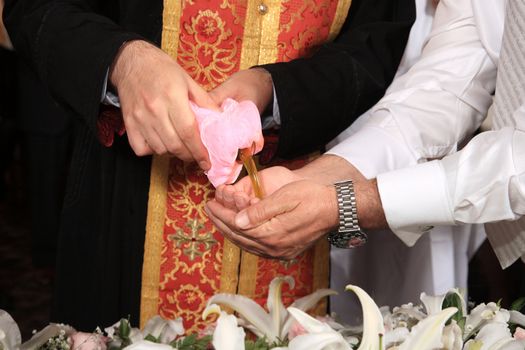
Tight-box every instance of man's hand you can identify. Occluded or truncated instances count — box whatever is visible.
[110,40,219,169]
[206,180,339,260]
[209,68,273,113]
[215,166,303,211]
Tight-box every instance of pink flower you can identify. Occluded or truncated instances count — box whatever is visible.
[288,321,307,340]
[191,98,264,187]
[69,332,107,350]
[514,327,525,340]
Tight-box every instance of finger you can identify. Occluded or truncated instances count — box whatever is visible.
[189,79,221,112]
[215,185,226,205]
[125,119,153,156]
[234,194,297,230]
[168,101,211,169]
[205,203,270,256]
[208,80,235,106]
[141,126,169,155]
[151,107,190,157]
[221,186,237,210]
[233,192,251,211]
[232,175,255,196]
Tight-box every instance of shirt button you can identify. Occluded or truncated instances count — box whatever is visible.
[257,3,268,14]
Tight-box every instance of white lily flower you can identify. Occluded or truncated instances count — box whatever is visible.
[210,311,246,350]
[123,340,173,350]
[286,308,351,350]
[397,307,457,350]
[464,303,510,340]
[203,276,336,343]
[0,311,21,350]
[143,316,184,343]
[420,293,445,316]
[463,322,525,350]
[441,320,462,350]
[509,310,525,328]
[345,285,385,350]
[383,327,409,349]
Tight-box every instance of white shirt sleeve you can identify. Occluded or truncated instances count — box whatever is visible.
[327,0,501,246]
[379,112,525,244]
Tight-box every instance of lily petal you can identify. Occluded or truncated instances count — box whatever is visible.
[212,312,246,350]
[204,295,275,341]
[282,288,337,338]
[124,340,173,350]
[142,315,184,343]
[0,310,21,350]
[509,310,525,328]
[289,333,351,350]
[420,293,445,316]
[345,285,385,350]
[397,307,457,350]
[287,308,351,350]
[267,276,294,339]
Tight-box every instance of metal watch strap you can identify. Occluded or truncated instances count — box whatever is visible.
[336,180,359,231]
[327,180,367,248]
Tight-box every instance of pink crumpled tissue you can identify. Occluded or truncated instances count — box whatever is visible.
[191,98,264,187]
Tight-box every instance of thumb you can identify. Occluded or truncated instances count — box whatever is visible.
[188,80,221,112]
[234,196,290,229]
[208,83,230,107]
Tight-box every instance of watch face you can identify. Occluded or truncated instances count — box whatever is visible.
[346,231,367,248]
[328,230,367,249]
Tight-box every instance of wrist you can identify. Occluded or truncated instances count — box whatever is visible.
[354,178,388,230]
[249,67,274,113]
[109,39,145,90]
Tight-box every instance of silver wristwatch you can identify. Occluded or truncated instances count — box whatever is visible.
[327,180,367,248]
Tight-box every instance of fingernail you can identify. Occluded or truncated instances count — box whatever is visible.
[235,212,250,229]
[199,161,210,170]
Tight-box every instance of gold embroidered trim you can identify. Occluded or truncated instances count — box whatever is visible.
[219,239,241,295]
[140,0,184,327]
[258,0,282,65]
[312,239,330,315]
[141,155,171,327]
[236,0,282,298]
[161,0,183,57]
[328,0,352,41]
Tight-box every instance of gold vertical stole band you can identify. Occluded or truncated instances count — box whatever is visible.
[141,0,352,330]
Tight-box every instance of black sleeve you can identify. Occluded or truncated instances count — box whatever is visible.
[261,0,416,159]
[3,0,143,132]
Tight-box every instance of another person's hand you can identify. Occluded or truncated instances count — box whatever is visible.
[209,68,273,113]
[215,166,303,211]
[206,180,339,260]
[110,40,219,169]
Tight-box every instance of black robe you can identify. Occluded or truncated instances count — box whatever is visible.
[4,0,415,329]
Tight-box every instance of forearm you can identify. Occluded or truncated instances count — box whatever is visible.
[294,154,365,185]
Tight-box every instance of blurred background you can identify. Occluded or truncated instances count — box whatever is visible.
[0,0,523,340]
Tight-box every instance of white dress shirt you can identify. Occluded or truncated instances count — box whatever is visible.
[330,0,525,268]
[326,0,486,322]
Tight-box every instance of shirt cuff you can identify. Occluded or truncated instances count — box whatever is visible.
[377,160,456,246]
[101,68,121,107]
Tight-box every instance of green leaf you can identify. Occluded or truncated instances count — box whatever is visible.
[511,297,525,312]
[442,293,463,323]
[119,318,131,339]
[245,337,271,350]
[170,334,212,350]
[144,334,159,343]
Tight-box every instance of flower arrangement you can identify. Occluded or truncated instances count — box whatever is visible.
[1,277,524,350]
